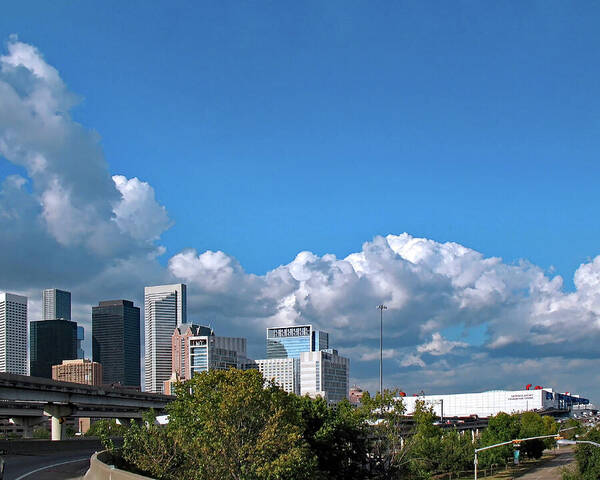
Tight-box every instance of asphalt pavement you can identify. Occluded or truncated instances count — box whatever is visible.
[3,449,97,480]
[516,447,576,480]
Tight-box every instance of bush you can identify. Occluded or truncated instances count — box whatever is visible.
[85,419,128,438]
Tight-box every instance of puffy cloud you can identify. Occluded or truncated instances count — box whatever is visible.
[0,36,171,281]
[112,175,172,241]
[417,333,468,356]
[170,233,600,400]
[2,37,600,401]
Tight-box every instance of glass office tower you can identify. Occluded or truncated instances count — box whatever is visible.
[266,325,329,359]
[92,300,140,387]
[30,319,78,378]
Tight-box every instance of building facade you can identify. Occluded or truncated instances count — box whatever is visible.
[398,388,591,418]
[52,359,103,386]
[77,326,85,359]
[42,288,71,320]
[349,385,365,405]
[300,349,349,404]
[250,358,300,395]
[266,325,329,359]
[170,323,213,380]
[30,319,78,378]
[188,334,247,375]
[92,300,141,387]
[144,284,187,393]
[164,324,247,394]
[0,293,27,375]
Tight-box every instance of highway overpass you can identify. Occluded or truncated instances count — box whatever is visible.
[0,373,173,440]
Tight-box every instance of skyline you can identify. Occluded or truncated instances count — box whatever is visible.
[1,3,600,401]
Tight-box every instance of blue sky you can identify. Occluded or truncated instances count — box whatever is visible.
[1,2,600,398]
[3,1,599,280]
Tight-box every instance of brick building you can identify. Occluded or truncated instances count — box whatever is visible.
[52,359,103,386]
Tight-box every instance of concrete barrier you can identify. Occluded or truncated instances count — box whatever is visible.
[84,451,154,480]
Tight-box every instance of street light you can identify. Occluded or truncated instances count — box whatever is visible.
[557,439,600,448]
[376,304,387,395]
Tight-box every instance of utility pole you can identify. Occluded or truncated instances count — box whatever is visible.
[377,304,387,395]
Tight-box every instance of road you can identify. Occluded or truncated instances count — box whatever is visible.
[3,449,96,480]
[516,447,575,480]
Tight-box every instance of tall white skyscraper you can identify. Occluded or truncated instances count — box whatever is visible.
[0,292,28,375]
[42,288,71,320]
[144,284,187,393]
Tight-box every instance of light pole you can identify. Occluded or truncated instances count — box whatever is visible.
[377,304,387,395]
[557,439,600,448]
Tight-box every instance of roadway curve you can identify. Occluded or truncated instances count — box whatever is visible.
[3,447,97,480]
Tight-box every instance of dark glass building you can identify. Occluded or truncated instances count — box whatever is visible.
[30,319,78,378]
[92,300,140,387]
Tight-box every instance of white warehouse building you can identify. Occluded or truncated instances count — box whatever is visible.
[398,387,590,418]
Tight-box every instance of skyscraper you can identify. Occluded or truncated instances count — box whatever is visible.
[30,319,77,378]
[266,325,329,359]
[0,292,28,375]
[300,349,349,404]
[164,324,247,394]
[76,326,85,359]
[144,284,187,393]
[92,300,141,387]
[42,288,71,320]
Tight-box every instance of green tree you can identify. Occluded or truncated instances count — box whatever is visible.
[408,401,442,478]
[295,395,367,480]
[560,418,583,440]
[121,410,183,479]
[439,429,475,476]
[359,389,409,479]
[85,419,128,438]
[571,427,600,480]
[542,415,558,449]
[519,412,546,459]
[478,412,520,467]
[122,369,317,480]
[405,400,474,479]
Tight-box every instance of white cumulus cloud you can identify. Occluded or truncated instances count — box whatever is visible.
[2,37,600,401]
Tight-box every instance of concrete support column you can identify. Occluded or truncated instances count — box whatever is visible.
[9,416,45,438]
[43,404,73,441]
[51,416,64,441]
